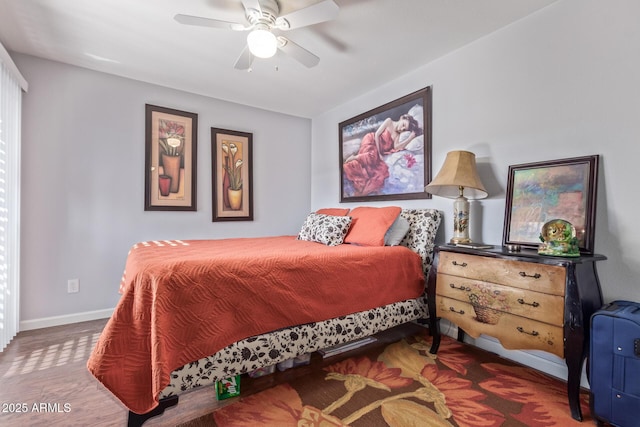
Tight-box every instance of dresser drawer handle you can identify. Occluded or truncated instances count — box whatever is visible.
[449,283,471,291]
[518,271,541,279]
[452,261,468,267]
[449,307,465,315]
[516,326,539,336]
[517,298,540,308]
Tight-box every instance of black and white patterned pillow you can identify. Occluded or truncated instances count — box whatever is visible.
[398,209,442,277]
[297,213,352,246]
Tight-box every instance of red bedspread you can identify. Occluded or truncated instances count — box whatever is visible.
[87,236,425,414]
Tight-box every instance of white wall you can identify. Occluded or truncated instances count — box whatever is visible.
[311,0,640,382]
[311,0,640,304]
[17,54,311,324]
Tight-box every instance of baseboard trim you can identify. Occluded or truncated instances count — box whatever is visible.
[20,308,114,331]
[440,320,589,389]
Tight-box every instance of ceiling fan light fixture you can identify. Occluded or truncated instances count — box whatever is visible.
[247,28,278,59]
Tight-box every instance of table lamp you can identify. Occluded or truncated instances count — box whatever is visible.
[425,150,487,244]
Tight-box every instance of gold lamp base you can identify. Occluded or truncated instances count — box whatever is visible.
[450,236,472,245]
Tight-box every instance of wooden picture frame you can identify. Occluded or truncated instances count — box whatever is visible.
[211,128,253,222]
[144,104,198,211]
[339,87,432,202]
[502,155,599,253]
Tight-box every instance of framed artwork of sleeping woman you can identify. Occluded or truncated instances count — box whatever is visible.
[339,87,432,202]
[144,104,198,211]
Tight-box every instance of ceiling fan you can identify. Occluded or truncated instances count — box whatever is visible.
[174,0,339,70]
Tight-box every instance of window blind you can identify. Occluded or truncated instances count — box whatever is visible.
[0,50,23,352]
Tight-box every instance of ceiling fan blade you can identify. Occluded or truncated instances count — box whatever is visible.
[174,14,248,31]
[277,36,319,68]
[275,0,339,30]
[241,0,263,14]
[234,46,255,70]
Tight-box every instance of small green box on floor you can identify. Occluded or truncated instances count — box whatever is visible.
[216,375,241,400]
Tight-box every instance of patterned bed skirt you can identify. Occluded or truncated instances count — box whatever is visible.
[160,295,428,399]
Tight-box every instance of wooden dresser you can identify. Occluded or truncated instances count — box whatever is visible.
[426,245,606,421]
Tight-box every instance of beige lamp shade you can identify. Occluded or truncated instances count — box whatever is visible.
[425,150,487,199]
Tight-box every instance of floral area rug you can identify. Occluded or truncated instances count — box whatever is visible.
[180,333,592,426]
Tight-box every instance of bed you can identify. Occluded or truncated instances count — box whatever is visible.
[87,207,441,426]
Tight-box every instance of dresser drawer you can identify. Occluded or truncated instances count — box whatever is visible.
[436,273,564,326]
[437,252,566,296]
[436,295,564,358]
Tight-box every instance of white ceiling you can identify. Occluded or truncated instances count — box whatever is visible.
[0,0,557,118]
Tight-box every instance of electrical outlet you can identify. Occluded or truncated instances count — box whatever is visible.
[67,279,79,293]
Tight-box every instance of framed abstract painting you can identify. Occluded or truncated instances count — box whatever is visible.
[502,155,599,253]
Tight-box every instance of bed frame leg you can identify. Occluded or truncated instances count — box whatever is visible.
[127,395,179,427]
[416,317,434,335]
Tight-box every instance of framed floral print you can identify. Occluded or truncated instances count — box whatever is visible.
[339,87,432,202]
[211,128,253,221]
[144,104,198,211]
[502,155,599,253]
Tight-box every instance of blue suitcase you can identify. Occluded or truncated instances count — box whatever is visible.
[590,300,640,427]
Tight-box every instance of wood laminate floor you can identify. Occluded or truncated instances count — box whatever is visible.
[0,318,425,426]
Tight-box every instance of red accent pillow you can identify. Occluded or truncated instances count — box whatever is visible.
[316,208,350,216]
[344,206,402,246]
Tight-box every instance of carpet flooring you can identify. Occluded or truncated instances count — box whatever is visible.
[178,331,592,427]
